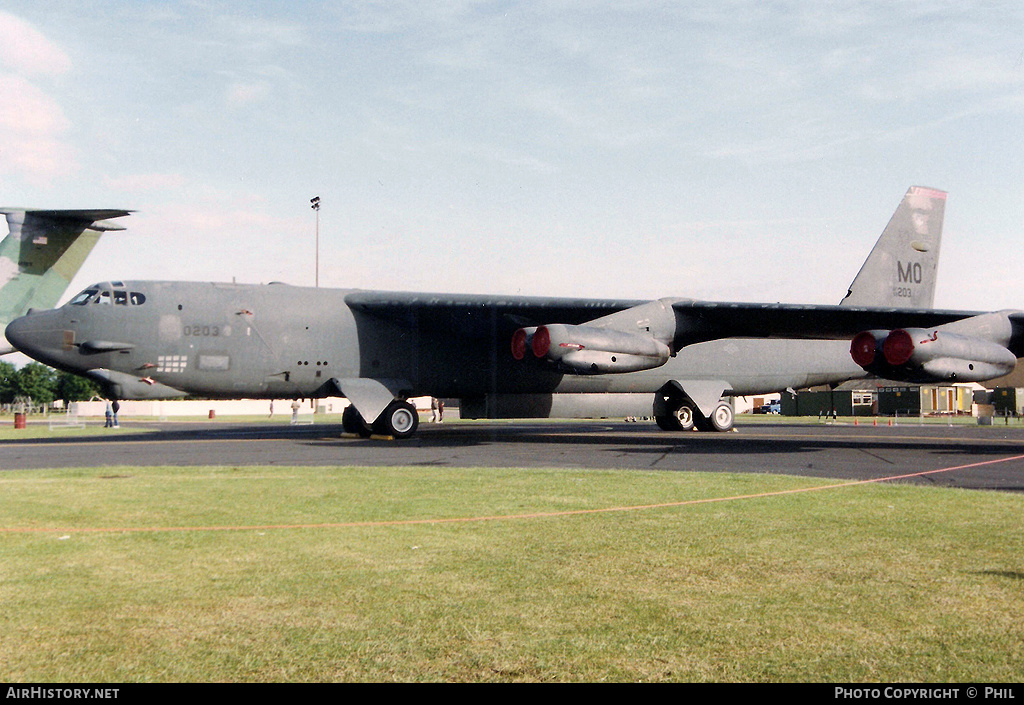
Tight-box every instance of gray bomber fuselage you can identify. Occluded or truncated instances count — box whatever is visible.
[15,185,1023,439]
[6,279,868,401]
[11,282,360,399]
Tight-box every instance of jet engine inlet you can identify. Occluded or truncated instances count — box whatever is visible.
[850,331,881,368]
[882,329,915,366]
[532,326,552,358]
[513,323,671,374]
[511,327,536,360]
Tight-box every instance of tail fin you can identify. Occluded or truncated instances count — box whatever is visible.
[840,186,946,308]
[0,209,130,353]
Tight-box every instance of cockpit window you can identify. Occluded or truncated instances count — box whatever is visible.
[70,289,99,305]
[68,286,146,307]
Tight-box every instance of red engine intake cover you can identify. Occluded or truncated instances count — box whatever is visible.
[883,329,915,366]
[511,329,528,360]
[532,326,551,358]
[850,332,879,368]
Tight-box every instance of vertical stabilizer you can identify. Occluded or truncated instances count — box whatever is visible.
[840,186,945,308]
[0,209,130,353]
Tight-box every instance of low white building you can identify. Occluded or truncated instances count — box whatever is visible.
[67,396,438,420]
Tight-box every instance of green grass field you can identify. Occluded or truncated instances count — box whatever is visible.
[1,464,1022,682]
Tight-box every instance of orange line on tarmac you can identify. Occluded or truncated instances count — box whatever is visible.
[3,454,1023,536]
[3,435,303,448]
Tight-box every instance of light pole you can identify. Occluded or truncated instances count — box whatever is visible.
[310,196,320,287]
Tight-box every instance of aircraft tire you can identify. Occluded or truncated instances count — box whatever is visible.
[709,402,734,432]
[655,402,696,432]
[695,402,734,433]
[373,400,419,439]
[342,405,372,438]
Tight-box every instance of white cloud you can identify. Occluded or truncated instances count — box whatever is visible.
[0,13,76,185]
[0,74,69,134]
[0,10,71,76]
[102,173,188,192]
[2,136,77,184]
[0,74,76,184]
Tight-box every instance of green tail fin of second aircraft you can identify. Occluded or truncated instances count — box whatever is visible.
[0,209,130,354]
[840,186,946,309]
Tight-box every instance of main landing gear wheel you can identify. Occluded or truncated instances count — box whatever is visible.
[372,400,419,439]
[655,402,696,432]
[695,401,734,433]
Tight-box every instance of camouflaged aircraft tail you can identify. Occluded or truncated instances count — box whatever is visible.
[0,209,130,354]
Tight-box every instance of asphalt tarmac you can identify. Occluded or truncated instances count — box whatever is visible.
[3,419,1024,491]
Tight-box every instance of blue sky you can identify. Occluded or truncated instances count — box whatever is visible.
[2,1,1022,310]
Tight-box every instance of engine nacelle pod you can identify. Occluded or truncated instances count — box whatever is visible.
[852,327,1017,383]
[887,328,1017,381]
[918,358,1015,382]
[519,323,671,374]
[556,349,670,374]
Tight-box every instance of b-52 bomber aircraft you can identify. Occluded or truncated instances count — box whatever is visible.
[7,187,1022,439]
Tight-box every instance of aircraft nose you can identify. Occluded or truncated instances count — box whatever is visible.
[5,314,34,352]
[5,311,66,362]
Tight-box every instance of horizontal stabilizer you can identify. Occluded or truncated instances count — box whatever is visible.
[0,208,132,232]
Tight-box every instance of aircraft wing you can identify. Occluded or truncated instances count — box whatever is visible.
[669,300,983,348]
[344,291,645,340]
[345,290,981,349]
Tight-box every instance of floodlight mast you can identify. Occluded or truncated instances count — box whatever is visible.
[310,196,320,287]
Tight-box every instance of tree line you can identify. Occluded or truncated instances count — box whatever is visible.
[0,361,101,406]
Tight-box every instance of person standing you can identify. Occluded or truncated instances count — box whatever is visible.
[111,399,120,427]
[104,401,113,428]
